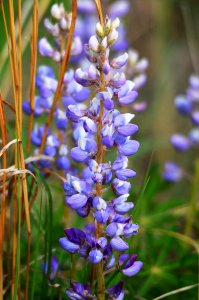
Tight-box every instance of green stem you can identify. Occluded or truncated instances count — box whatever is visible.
[71,254,76,282]
[13,175,21,300]
[184,158,199,236]
[95,68,105,300]
[96,260,105,300]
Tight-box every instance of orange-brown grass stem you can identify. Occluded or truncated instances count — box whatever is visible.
[94,0,104,28]
[0,93,7,300]
[7,0,31,234]
[1,99,15,113]
[5,1,32,296]
[27,0,38,154]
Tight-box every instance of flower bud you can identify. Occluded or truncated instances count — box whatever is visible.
[112,17,120,29]
[96,22,104,37]
[38,38,53,57]
[108,28,119,45]
[60,17,67,30]
[51,3,65,19]
[110,53,129,69]
[89,35,100,52]
[101,37,108,50]
[105,18,111,35]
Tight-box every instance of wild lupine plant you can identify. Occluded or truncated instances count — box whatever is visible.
[21,1,147,298]
[59,14,143,300]
[23,1,148,175]
[163,74,199,236]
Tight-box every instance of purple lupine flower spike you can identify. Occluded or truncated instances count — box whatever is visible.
[59,13,143,299]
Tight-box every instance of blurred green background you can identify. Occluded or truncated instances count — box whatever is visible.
[0,0,198,299]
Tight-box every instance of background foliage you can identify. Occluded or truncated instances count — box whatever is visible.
[0,0,198,299]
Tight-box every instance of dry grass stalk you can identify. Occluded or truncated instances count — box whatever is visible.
[0,167,36,183]
[0,139,20,158]
[0,93,7,300]
[1,1,52,98]
[27,0,38,153]
[2,0,32,296]
[1,99,15,113]
[94,0,104,27]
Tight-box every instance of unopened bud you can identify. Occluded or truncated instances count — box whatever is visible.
[112,17,120,29]
[96,22,104,38]
[108,28,118,45]
[51,3,65,20]
[89,35,100,52]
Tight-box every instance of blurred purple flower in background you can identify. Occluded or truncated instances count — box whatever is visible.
[163,74,199,182]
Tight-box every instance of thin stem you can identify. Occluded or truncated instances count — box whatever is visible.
[94,2,106,298]
[0,93,7,300]
[181,5,199,75]
[27,0,38,153]
[71,255,76,282]
[184,158,199,236]
[1,98,16,112]
[94,0,104,27]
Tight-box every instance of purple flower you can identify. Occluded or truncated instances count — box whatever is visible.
[75,69,92,87]
[56,156,70,171]
[66,282,93,299]
[41,256,59,281]
[109,1,130,17]
[94,209,109,224]
[118,140,140,156]
[67,105,85,122]
[38,38,53,57]
[115,169,136,180]
[71,147,89,163]
[67,194,88,209]
[111,178,131,196]
[189,128,199,144]
[163,162,183,182]
[170,134,190,152]
[89,249,103,264]
[31,125,48,146]
[59,228,86,254]
[110,237,129,251]
[107,281,124,300]
[122,255,143,277]
[192,111,199,125]
[175,95,192,115]
[77,0,96,14]
[112,156,128,171]
[110,53,128,69]
[59,237,80,254]
[117,124,138,136]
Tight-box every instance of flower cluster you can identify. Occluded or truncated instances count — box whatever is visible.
[59,16,142,299]
[76,0,148,113]
[23,1,148,176]
[39,3,82,62]
[23,4,90,172]
[163,74,199,182]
